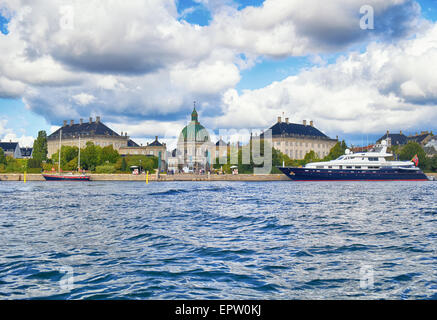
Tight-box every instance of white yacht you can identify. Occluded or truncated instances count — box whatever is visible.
[279,140,428,181]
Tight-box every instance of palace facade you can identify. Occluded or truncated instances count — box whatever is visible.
[267,116,337,160]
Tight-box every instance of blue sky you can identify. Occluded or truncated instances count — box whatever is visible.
[1,0,437,147]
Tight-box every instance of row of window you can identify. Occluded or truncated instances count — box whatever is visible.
[315,165,380,169]
[286,150,327,158]
[276,141,329,148]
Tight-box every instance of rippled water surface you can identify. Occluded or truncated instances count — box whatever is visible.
[0,181,436,299]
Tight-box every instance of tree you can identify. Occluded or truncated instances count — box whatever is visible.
[32,131,48,162]
[303,150,320,164]
[51,146,78,170]
[399,142,428,169]
[121,157,128,172]
[323,141,348,161]
[81,142,100,170]
[100,145,119,164]
[0,147,6,165]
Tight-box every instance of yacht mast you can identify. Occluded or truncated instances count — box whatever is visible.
[78,136,81,172]
[58,129,62,173]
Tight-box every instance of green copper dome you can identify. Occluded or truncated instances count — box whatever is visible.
[179,107,210,142]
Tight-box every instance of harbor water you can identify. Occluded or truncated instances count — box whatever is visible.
[0,181,436,299]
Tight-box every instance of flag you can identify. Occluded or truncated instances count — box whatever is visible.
[412,154,419,167]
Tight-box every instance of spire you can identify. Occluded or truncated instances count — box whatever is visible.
[191,101,198,122]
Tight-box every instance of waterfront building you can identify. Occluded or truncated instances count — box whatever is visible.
[119,136,167,170]
[0,141,22,158]
[407,131,433,146]
[265,116,337,160]
[377,130,434,148]
[175,106,214,171]
[377,130,408,147]
[47,117,130,157]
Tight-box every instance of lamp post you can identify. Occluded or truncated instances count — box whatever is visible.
[139,159,142,174]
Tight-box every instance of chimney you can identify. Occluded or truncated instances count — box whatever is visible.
[310,120,314,127]
[96,116,101,123]
[303,120,307,126]
[387,130,390,137]
[80,118,83,125]
[285,118,289,124]
[277,116,281,123]
[63,120,67,127]
[70,120,74,126]
[155,136,158,141]
[125,132,127,137]
[400,130,403,135]
[89,117,93,124]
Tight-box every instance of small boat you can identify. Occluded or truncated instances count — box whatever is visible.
[42,131,91,181]
[279,140,428,181]
[42,172,90,181]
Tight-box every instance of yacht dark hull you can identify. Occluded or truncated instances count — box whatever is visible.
[279,167,428,181]
[42,174,91,181]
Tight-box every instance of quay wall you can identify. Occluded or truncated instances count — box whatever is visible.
[1,173,436,182]
[0,173,288,182]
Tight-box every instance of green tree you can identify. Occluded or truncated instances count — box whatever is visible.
[81,142,101,171]
[126,155,157,172]
[303,150,320,164]
[0,147,6,165]
[32,130,48,162]
[121,157,128,172]
[27,158,42,169]
[51,146,79,170]
[323,140,347,161]
[100,145,119,164]
[399,142,428,169]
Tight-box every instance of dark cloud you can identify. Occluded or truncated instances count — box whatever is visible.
[294,1,422,51]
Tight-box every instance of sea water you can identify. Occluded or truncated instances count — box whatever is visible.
[0,181,436,299]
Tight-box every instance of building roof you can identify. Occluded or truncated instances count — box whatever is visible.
[0,142,19,152]
[377,133,408,146]
[20,148,33,157]
[48,119,121,139]
[408,132,433,144]
[263,121,332,140]
[216,138,227,146]
[127,139,139,147]
[149,136,164,147]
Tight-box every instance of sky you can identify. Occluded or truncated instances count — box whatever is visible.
[0,0,437,149]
